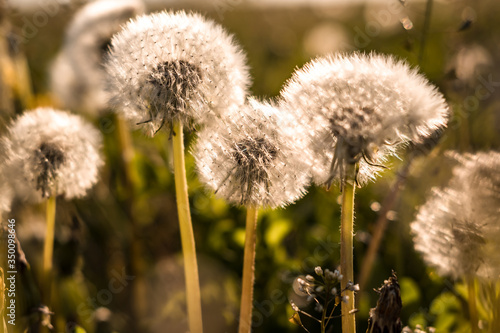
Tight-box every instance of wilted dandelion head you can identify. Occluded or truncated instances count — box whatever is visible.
[105,10,251,136]
[194,98,311,208]
[51,0,145,114]
[411,151,500,280]
[280,53,449,186]
[1,108,103,202]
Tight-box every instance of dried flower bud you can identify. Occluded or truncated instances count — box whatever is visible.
[411,151,500,280]
[367,272,403,333]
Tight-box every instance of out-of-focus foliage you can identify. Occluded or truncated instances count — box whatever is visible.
[1,0,500,332]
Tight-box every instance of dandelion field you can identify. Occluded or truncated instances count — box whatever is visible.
[1,0,500,333]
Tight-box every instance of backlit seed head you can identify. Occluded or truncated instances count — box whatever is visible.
[105,10,251,136]
[1,108,103,202]
[280,52,449,186]
[194,98,311,208]
[51,0,145,114]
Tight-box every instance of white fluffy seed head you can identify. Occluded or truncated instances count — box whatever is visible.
[1,108,104,202]
[51,0,145,115]
[280,52,449,186]
[411,151,500,280]
[105,10,251,136]
[194,98,311,208]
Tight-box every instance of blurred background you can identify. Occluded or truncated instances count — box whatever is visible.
[1,0,500,332]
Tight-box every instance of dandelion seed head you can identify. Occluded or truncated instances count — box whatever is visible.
[411,151,500,280]
[1,108,103,202]
[280,53,449,186]
[194,98,311,208]
[105,10,251,136]
[51,0,145,114]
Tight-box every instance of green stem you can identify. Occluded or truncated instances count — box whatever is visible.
[43,195,56,304]
[340,163,357,333]
[418,0,434,66]
[172,120,203,333]
[238,206,259,333]
[320,293,329,333]
[115,115,147,326]
[467,277,479,333]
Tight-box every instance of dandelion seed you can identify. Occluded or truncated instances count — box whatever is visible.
[194,98,310,208]
[411,151,500,280]
[105,10,250,136]
[1,108,103,202]
[51,0,145,114]
[280,52,449,186]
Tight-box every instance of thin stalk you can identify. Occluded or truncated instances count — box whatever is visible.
[418,0,434,66]
[43,195,56,304]
[172,119,203,333]
[238,206,259,333]
[340,163,357,333]
[320,293,330,333]
[467,277,479,333]
[115,115,146,323]
[1,268,7,333]
[358,158,412,290]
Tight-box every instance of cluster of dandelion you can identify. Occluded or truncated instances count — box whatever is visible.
[0,0,464,332]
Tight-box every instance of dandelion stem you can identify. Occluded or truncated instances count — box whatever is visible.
[340,163,357,333]
[115,115,147,325]
[42,195,56,304]
[0,268,8,332]
[358,158,412,290]
[172,119,203,333]
[418,0,434,66]
[467,277,479,333]
[239,206,259,333]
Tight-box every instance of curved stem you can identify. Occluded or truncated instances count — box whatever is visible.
[115,115,147,326]
[172,120,203,333]
[340,163,356,333]
[43,195,56,304]
[467,277,479,333]
[238,206,259,333]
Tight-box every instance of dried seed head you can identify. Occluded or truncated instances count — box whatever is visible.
[51,0,145,114]
[194,98,311,208]
[411,151,500,280]
[280,52,449,186]
[105,10,251,136]
[1,108,103,202]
